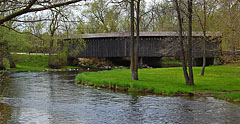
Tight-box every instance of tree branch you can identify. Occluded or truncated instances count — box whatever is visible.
[0,0,37,25]
[1,25,45,41]
[28,0,82,12]
[0,0,83,25]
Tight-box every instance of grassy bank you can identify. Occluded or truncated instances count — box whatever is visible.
[11,54,49,71]
[76,65,240,102]
[5,54,79,72]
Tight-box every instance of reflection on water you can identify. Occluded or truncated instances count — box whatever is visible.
[0,71,240,124]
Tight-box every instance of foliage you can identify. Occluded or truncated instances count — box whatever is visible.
[49,51,68,69]
[3,58,9,69]
[66,39,86,58]
[77,0,121,33]
[46,38,86,68]
[212,0,240,51]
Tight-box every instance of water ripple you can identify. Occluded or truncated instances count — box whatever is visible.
[0,71,239,124]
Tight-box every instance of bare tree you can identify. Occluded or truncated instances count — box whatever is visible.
[130,0,137,80]
[48,9,60,67]
[48,6,74,68]
[134,0,140,80]
[173,0,194,86]
[187,0,194,86]
[173,0,189,85]
[194,0,207,76]
[0,0,83,25]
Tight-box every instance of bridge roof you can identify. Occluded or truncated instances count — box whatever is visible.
[59,32,221,39]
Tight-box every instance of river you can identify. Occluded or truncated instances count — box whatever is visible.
[0,71,240,124]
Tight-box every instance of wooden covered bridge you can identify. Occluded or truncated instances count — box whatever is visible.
[61,32,221,67]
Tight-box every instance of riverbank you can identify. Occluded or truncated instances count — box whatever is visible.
[2,71,240,123]
[76,65,240,102]
[4,54,81,72]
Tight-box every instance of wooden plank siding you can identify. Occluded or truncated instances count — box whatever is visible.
[64,33,221,59]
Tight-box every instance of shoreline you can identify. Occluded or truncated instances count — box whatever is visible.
[75,66,240,103]
[77,81,240,103]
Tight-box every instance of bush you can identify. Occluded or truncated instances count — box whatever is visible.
[49,52,67,69]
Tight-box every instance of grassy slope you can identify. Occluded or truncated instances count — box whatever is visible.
[9,54,79,72]
[76,66,240,101]
[12,54,49,71]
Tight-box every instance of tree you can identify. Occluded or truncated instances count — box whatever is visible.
[48,10,60,67]
[0,42,5,70]
[47,6,76,68]
[198,0,208,76]
[174,0,194,86]
[131,0,141,80]
[193,0,218,76]
[187,0,194,86]
[148,0,177,32]
[130,0,137,80]
[0,0,83,70]
[136,0,140,70]
[5,41,16,68]
[130,0,141,80]
[25,16,46,53]
[173,0,189,85]
[0,25,18,69]
[217,0,240,57]
[77,0,122,33]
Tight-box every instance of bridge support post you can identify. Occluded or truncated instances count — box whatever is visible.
[139,57,143,69]
[142,57,162,68]
[193,57,214,66]
[67,58,78,66]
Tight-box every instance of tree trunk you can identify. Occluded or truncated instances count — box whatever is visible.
[187,0,194,86]
[133,0,141,80]
[48,37,54,67]
[130,0,138,80]
[8,54,16,68]
[200,38,206,76]
[0,45,5,70]
[200,0,206,76]
[174,0,189,84]
[6,46,16,68]
[4,41,16,68]
[231,30,235,59]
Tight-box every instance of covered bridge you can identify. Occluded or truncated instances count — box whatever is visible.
[61,32,221,67]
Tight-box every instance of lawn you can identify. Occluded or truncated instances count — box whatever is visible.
[76,65,240,101]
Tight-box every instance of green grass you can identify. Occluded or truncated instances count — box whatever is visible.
[12,65,47,72]
[8,54,49,71]
[7,54,80,72]
[215,93,240,102]
[76,65,240,101]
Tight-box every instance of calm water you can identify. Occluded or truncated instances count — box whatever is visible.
[0,71,240,124]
